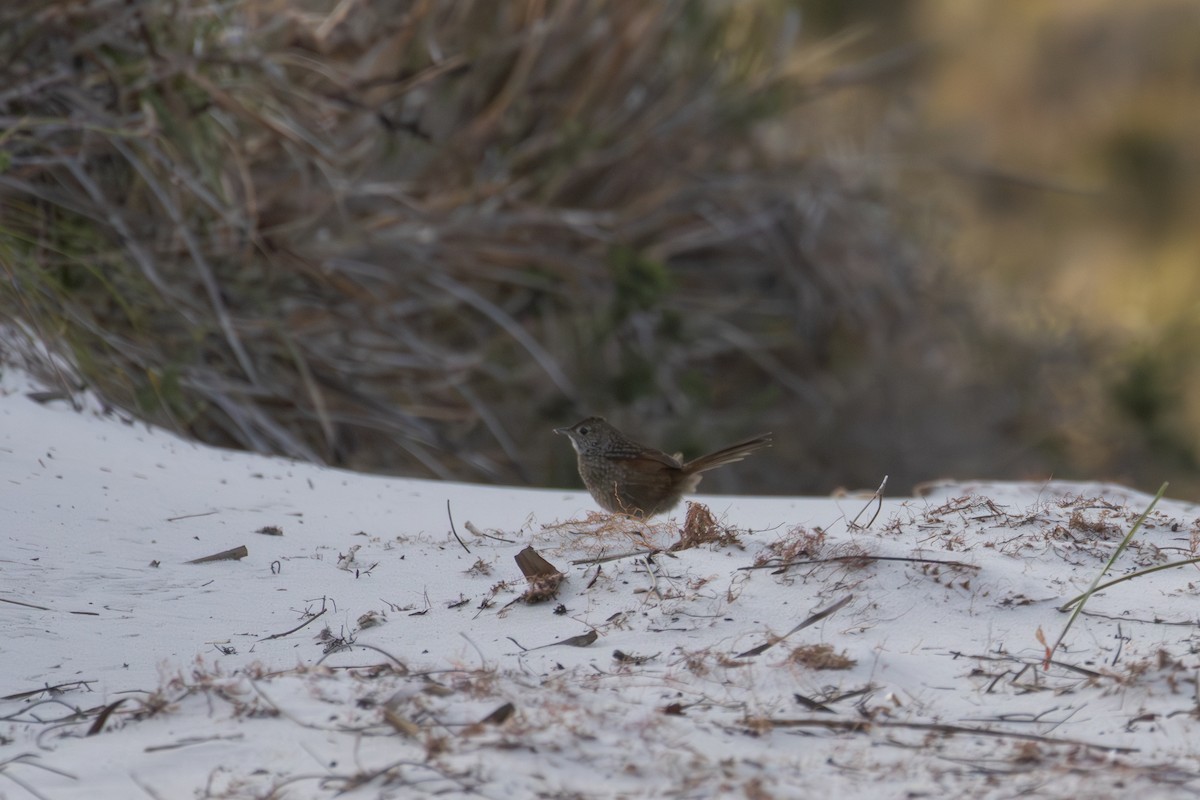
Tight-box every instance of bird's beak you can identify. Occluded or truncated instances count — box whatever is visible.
[553,426,568,435]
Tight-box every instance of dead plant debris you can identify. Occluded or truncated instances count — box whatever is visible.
[514,546,565,603]
[669,502,744,551]
[787,643,856,670]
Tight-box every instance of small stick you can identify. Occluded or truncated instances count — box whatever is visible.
[185,545,248,564]
[793,693,835,713]
[86,698,127,735]
[2,680,95,701]
[736,594,853,658]
[144,733,246,752]
[446,500,470,553]
[259,607,328,641]
[739,555,979,572]
[166,510,219,522]
[0,597,51,611]
[848,475,888,529]
[507,630,598,651]
[570,549,660,566]
[950,650,1102,679]
[752,716,1137,753]
[464,521,515,543]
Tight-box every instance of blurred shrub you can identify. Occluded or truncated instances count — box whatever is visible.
[0,0,1100,494]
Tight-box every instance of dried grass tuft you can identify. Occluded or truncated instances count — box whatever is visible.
[787,643,856,670]
[670,501,743,551]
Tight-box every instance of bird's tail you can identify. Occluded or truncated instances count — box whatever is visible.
[684,434,772,474]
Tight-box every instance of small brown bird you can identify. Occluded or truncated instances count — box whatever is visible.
[555,416,771,517]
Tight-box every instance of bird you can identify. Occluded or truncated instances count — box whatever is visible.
[555,416,771,517]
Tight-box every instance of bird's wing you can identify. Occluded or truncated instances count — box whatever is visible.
[612,448,681,469]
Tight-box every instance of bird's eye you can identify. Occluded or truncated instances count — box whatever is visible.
[578,426,589,436]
